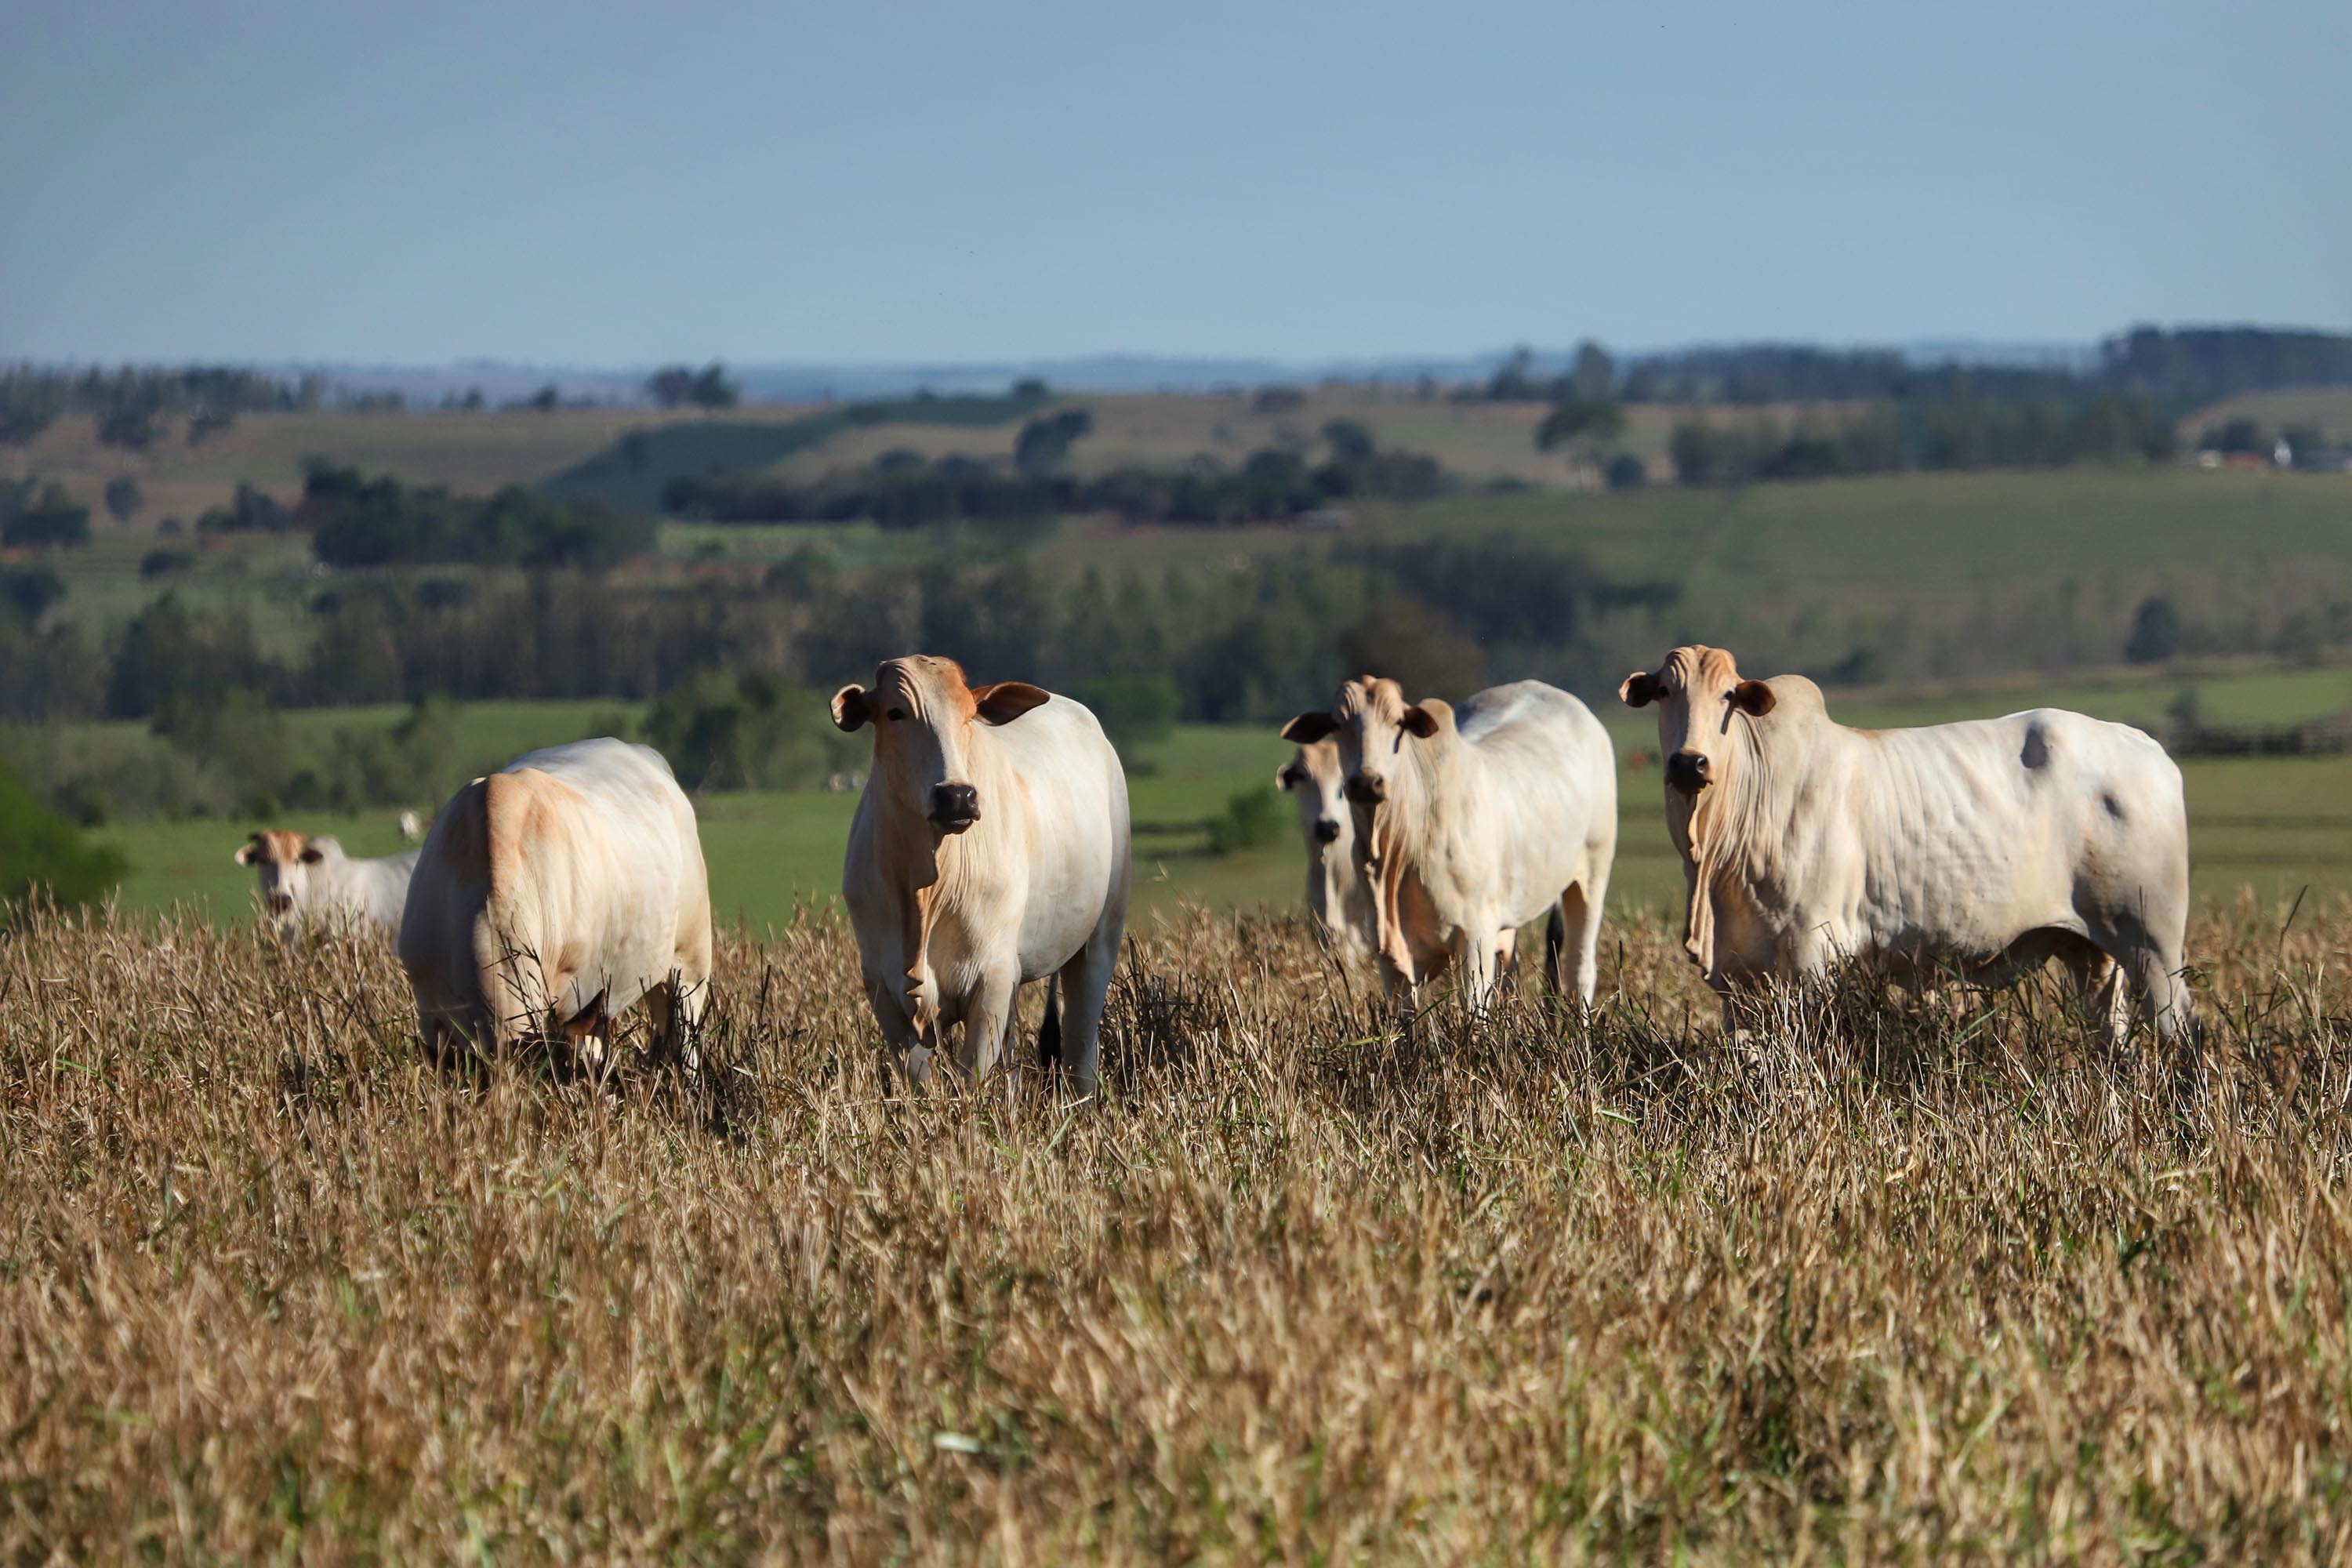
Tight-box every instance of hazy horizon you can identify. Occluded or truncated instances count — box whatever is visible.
[4,0,2346,365]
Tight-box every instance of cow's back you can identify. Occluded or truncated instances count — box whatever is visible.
[401,739,710,1039]
[1751,705,2187,965]
[985,696,1131,975]
[1454,680,1616,838]
[493,740,710,1012]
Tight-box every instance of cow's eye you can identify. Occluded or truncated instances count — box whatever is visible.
[885,707,907,721]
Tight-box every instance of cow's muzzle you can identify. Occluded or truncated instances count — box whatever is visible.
[1664,751,1711,795]
[267,892,296,916]
[1312,817,1342,844]
[927,782,981,832]
[1344,772,1386,805]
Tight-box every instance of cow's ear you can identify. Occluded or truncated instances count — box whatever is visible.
[973,681,1051,725]
[830,684,872,732]
[1399,703,1442,739]
[1280,713,1335,744]
[1620,671,1659,708]
[1275,760,1303,791]
[233,837,260,866]
[299,838,332,864]
[1733,679,1777,717]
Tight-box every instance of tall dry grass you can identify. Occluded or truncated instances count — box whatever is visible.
[2,897,2350,1563]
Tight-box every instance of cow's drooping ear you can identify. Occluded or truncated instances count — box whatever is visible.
[1733,680,1777,717]
[233,837,261,866]
[972,681,1051,726]
[299,837,336,864]
[1619,671,1660,708]
[1280,713,1336,744]
[1275,760,1304,791]
[830,684,872,732]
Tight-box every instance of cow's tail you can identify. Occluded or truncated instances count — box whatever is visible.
[469,774,539,1053]
[1038,973,1062,1070]
[1544,906,1566,993]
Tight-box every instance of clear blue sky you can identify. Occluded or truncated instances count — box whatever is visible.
[2,0,2344,365]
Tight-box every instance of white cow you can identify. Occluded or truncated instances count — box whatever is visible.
[234,829,419,945]
[1281,675,1617,1007]
[1620,644,2195,1040]
[833,655,1130,1095]
[1276,740,1377,967]
[397,739,714,1065]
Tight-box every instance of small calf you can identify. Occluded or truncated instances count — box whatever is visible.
[234,829,420,945]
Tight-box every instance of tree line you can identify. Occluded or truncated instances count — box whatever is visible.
[665,416,1450,527]
[1468,325,2352,409]
[1667,397,2180,485]
[0,365,324,450]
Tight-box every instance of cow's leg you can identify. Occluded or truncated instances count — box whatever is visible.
[955,964,1019,1083]
[662,917,717,1075]
[2054,937,2129,1048]
[642,975,708,1079]
[1454,927,1501,1014]
[861,967,931,1088]
[1058,927,1121,1100]
[2122,943,2196,1047]
[1557,867,1608,1012]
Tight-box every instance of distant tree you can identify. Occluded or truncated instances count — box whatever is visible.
[103,475,142,523]
[0,760,127,920]
[528,383,561,412]
[1013,408,1094,476]
[2198,419,2266,455]
[1484,345,1542,401]
[689,363,739,409]
[1604,452,1648,490]
[1070,672,1180,753]
[1250,385,1306,415]
[1567,339,1616,401]
[0,566,66,625]
[140,550,195,579]
[1205,786,1289,855]
[196,481,295,535]
[185,407,236,445]
[1,482,92,548]
[1011,377,1050,400]
[96,406,159,450]
[646,365,698,408]
[2125,597,2183,664]
[1321,419,1377,462]
[1334,597,1486,700]
[461,386,486,411]
[1537,399,1628,475]
[644,671,855,790]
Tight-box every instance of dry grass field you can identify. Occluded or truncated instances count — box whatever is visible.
[5,898,2352,1562]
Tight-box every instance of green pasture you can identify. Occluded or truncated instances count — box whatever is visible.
[91,665,2352,936]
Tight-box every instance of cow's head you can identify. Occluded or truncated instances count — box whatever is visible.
[1619,645,1776,797]
[232,829,340,935]
[830,655,1051,834]
[1280,674,1450,815]
[1276,739,1349,849]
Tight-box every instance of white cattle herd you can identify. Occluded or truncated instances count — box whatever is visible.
[227,641,2198,1081]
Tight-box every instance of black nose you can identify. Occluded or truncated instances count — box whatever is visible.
[1664,752,1711,793]
[1345,772,1386,804]
[267,893,294,915]
[927,782,980,827]
[1313,818,1341,844]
